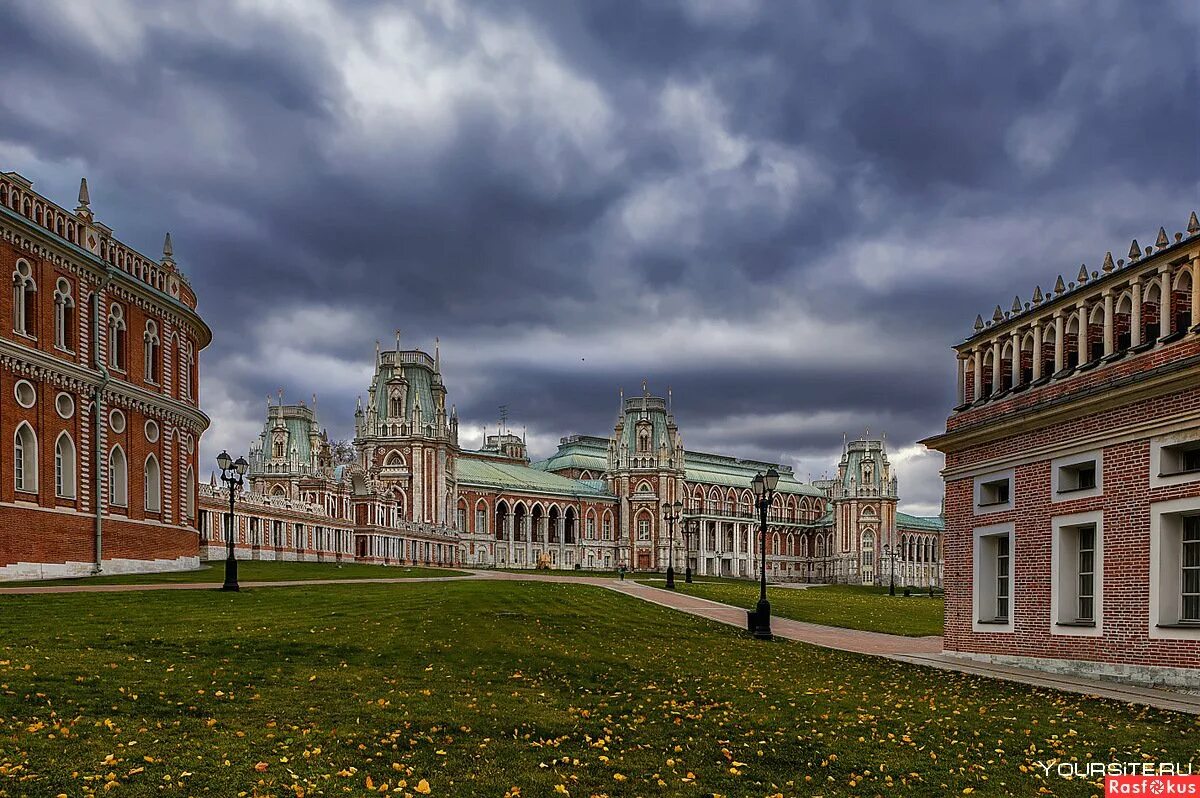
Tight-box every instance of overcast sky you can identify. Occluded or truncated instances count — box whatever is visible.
[2,0,1197,515]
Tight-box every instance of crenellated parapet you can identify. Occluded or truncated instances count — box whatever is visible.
[953,212,1200,413]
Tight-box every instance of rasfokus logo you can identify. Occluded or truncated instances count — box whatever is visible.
[1032,761,1198,796]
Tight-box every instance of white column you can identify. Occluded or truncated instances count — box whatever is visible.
[1032,327,1042,380]
[1009,331,1020,386]
[1077,305,1088,363]
[1160,266,1173,340]
[956,353,967,403]
[1054,313,1065,372]
[1192,256,1200,330]
[1103,290,1114,355]
[1132,281,1143,346]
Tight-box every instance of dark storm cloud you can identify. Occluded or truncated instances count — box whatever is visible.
[0,0,1196,510]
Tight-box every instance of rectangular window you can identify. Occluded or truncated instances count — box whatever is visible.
[14,444,25,492]
[1184,517,1200,623]
[980,479,1010,507]
[1058,462,1097,493]
[638,519,650,540]
[1159,441,1200,478]
[603,518,612,540]
[995,535,1010,621]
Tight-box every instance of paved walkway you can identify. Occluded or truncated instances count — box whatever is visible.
[4,568,1196,714]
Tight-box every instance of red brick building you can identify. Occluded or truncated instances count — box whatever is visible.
[0,171,210,579]
[923,213,1200,686]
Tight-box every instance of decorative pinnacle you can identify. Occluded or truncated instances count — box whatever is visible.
[77,177,90,206]
[1188,211,1199,235]
[1032,286,1043,303]
[161,232,174,266]
[1077,264,1088,283]
[1054,275,1066,294]
[1128,239,1141,260]
[992,305,1004,322]
[1102,251,1115,273]
[1156,227,1170,249]
[974,315,984,332]
[1010,295,1021,314]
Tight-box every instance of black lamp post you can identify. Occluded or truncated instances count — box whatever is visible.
[216,450,249,592]
[663,500,683,589]
[684,518,696,584]
[751,467,780,640]
[882,543,898,596]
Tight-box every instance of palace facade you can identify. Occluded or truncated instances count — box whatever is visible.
[923,212,1200,687]
[200,340,942,586]
[0,171,209,579]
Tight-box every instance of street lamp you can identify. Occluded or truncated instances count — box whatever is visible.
[750,467,779,640]
[216,450,250,592]
[684,518,697,584]
[663,500,683,589]
[882,543,898,596]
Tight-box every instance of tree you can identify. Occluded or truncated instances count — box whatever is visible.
[329,439,356,466]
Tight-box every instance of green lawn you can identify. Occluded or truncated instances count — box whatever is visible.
[489,567,620,578]
[0,582,1193,797]
[8,560,467,586]
[637,580,945,637]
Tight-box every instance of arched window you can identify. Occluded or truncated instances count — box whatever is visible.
[109,446,128,507]
[861,530,875,568]
[54,278,74,350]
[183,467,195,520]
[55,431,76,498]
[144,320,160,383]
[107,304,126,370]
[14,422,37,493]
[271,484,286,498]
[12,260,36,337]
[144,454,161,512]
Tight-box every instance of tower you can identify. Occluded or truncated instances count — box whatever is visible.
[608,383,686,570]
[248,393,331,500]
[354,341,459,527]
[831,436,898,585]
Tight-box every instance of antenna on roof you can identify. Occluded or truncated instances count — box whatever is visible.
[498,404,509,434]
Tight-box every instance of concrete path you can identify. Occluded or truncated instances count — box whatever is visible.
[4,567,1196,714]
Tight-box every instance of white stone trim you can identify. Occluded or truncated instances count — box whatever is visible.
[1050,449,1104,503]
[1149,427,1200,489]
[1148,496,1200,640]
[942,651,1200,690]
[1050,510,1104,637]
[973,468,1015,515]
[972,521,1015,633]
[0,555,199,582]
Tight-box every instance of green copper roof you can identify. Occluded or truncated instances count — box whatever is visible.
[457,457,615,499]
[284,417,313,463]
[896,512,944,532]
[371,352,438,423]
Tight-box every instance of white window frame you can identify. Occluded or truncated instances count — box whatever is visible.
[14,421,38,494]
[973,468,1015,515]
[1148,497,1200,640]
[1150,428,1200,489]
[109,445,128,508]
[972,521,1015,632]
[1050,510,1103,637]
[144,454,161,513]
[1051,449,1103,503]
[54,431,76,499]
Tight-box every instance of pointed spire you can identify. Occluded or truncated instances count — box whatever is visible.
[160,232,174,267]
[394,329,401,351]
[1102,251,1115,273]
[974,314,984,332]
[992,305,1004,322]
[78,177,90,207]
[435,337,440,372]
[375,340,381,363]
[1128,239,1141,260]
[1155,227,1169,249]
[667,385,672,412]
[1054,275,1066,294]
[1188,211,1199,236]
[1032,286,1043,304]
[642,378,648,396]
[1011,295,1021,314]
[277,388,284,407]
[1077,264,1088,283]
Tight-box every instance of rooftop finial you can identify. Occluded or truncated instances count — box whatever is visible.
[1011,295,1021,314]
[277,388,284,407]
[642,379,648,396]
[78,177,90,207]
[974,314,984,332]
[435,337,440,372]
[375,340,381,362]
[1128,239,1141,261]
[394,329,401,351]
[1188,211,1199,236]
[1102,251,1115,273]
[992,305,1004,322]
[1032,286,1043,304]
[1077,264,1089,284]
[1054,275,1066,295]
[667,385,672,412]
[162,232,173,258]
[1156,227,1170,249]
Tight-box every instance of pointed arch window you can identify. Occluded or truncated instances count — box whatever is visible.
[144,320,160,383]
[107,304,126,371]
[14,422,37,493]
[12,260,36,337]
[53,278,74,350]
[178,340,194,399]
[55,432,76,498]
[109,446,128,507]
[144,454,161,512]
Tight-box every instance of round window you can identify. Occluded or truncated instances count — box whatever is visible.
[109,408,126,434]
[55,392,75,419]
[14,380,36,408]
[145,419,160,443]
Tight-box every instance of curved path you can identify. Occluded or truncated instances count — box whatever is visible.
[2,568,1196,714]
